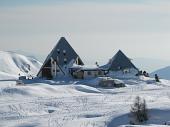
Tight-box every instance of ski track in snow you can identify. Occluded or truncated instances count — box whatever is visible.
[0,78,170,127]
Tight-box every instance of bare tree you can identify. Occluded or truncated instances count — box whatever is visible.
[129,96,148,124]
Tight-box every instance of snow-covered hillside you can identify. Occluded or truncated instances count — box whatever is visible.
[0,77,170,127]
[151,66,170,80]
[0,51,42,79]
[1,51,170,127]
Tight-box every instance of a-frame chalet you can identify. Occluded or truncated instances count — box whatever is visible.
[108,50,138,71]
[37,37,84,79]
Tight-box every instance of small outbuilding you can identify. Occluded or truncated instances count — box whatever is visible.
[69,65,108,79]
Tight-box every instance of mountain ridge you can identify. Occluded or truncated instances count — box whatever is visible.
[0,51,42,79]
[151,66,170,80]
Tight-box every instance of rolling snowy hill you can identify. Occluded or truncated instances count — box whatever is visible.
[1,51,170,127]
[151,66,170,80]
[0,77,170,127]
[0,51,42,79]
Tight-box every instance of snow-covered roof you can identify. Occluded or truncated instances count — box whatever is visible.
[70,64,106,71]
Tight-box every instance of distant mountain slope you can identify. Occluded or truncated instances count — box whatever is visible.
[151,66,170,80]
[133,58,170,73]
[0,51,42,79]
[9,50,46,62]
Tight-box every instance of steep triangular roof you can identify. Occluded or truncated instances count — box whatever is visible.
[37,37,84,76]
[108,50,138,71]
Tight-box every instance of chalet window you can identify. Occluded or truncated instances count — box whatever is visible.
[57,49,60,54]
[87,71,91,75]
[98,71,102,75]
[63,50,66,56]
[64,58,67,64]
[118,66,122,70]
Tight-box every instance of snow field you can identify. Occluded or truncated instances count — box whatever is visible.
[0,78,170,126]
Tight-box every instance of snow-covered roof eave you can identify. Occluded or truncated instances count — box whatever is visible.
[70,65,107,71]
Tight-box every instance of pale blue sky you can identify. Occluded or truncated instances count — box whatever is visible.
[0,0,148,6]
[0,0,170,70]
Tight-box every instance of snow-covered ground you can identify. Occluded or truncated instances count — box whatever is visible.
[0,51,42,80]
[0,77,170,127]
[0,51,170,127]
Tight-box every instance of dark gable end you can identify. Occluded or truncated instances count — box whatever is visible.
[37,37,84,77]
[49,37,84,66]
[109,50,138,71]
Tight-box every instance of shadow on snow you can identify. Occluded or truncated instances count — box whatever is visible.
[107,109,170,127]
